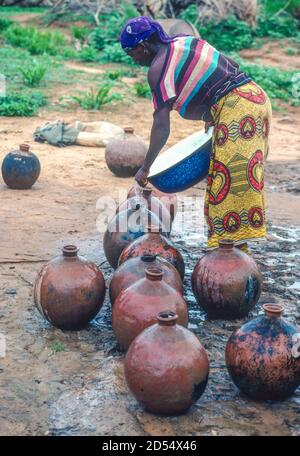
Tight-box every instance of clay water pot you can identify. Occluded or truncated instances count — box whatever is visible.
[112,267,188,350]
[125,311,209,415]
[109,254,183,305]
[118,186,172,234]
[128,184,178,221]
[2,143,41,189]
[103,203,166,269]
[105,127,147,177]
[118,226,185,280]
[34,245,106,330]
[192,239,263,319]
[226,304,300,400]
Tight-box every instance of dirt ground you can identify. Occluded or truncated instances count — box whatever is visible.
[1,27,300,435]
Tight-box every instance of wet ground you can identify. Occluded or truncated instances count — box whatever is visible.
[0,45,300,434]
[0,210,300,435]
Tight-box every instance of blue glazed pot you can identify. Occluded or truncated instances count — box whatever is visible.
[148,128,212,193]
[2,143,41,189]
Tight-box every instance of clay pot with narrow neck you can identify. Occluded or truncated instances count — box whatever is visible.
[103,202,166,269]
[124,311,209,415]
[34,245,106,330]
[192,239,263,319]
[118,226,185,280]
[117,186,172,235]
[112,267,188,350]
[226,304,300,400]
[2,143,41,189]
[105,127,147,177]
[109,254,183,305]
[128,184,178,221]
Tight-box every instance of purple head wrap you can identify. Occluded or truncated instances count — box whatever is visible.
[120,16,177,51]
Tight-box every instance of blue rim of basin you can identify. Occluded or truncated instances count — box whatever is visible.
[148,128,213,193]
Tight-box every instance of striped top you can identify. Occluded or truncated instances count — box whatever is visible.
[151,36,251,121]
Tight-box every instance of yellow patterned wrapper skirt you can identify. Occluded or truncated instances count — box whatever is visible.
[204,81,272,249]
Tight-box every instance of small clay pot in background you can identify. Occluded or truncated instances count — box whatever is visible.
[105,127,147,177]
[2,143,41,189]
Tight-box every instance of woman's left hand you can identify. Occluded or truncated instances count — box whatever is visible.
[135,166,149,187]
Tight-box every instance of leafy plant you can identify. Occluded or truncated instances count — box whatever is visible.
[90,3,139,51]
[256,12,299,39]
[134,81,151,98]
[99,42,133,64]
[104,70,123,80]
[77,46,99,62]
[200,15,254,51]
[70,85,122,110]
[71,26,91,42]
[19,62,47,87]
[0,92,46,116]
[285,47,299,56]
[51,342,66,353]
[4,25,66,56]
[0,16,13,31]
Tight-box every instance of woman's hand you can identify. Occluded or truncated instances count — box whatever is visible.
[205,121,214,133]
[135,166,149,187]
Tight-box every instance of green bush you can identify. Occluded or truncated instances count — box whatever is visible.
[260,0,300,16]
[19,63,47,87]
[200,15,254,51]
[256,12,299,39]
[285,47,299,56]
[70,85,122,110]
[104,70,123,80]
[71,26,90,42]
[0,16,13,31]
[0,92,46,116]
[134,81,151,98]
[99,42,133,64]
[77,46,99,62]
[4,25,65,55]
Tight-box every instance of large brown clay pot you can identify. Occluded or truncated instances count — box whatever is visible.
[112,267,188,350]
[109,254,183,305]
[118,226,185,279]
[103,203,165,269]
[34,245,106,330]
[105,127,147,177]
[192,239,263,319]
[124,311,209,415]
[128,184,178,221]
[118,186,172,234]
[226,304,300,400]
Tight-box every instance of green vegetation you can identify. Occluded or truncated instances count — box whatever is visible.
[0,16,13,31]
[3,24,66,55]
[285,47,299,55]
[180,5,300,52]
[20,62,47,87]
[51,342,66,353]
[134,81,152,98]
[70,85,122,110]
[0,92,46,116]
[0,1,298,117]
